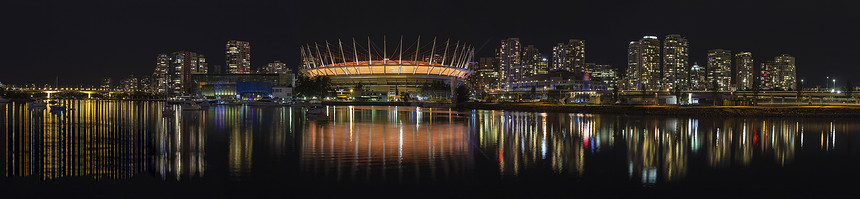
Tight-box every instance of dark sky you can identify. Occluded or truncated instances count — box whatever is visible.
[3,0,858,88]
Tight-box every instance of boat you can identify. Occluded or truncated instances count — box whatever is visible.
[29,100,48,109]
[181,101,203,111]
[248,97,281,106]
[306,105,326,120]
[162,104,175,117]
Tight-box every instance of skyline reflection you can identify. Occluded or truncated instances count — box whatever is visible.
[1,101,856,188]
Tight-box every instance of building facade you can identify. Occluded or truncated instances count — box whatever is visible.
[498,38,521,90]
[153,54,171,93]
[734,52,754,90]
[707,49,732,91]
[265,60,291,74]
[773,54,797,90]
[625,36,661,91]
[468,57,500,91]
[760,62,777,90]
[226,40,251,74]
[662,34,689,91]
[170,51,207,95]
[689,62,707,90]
[521,45,542,76]
[551,39,585,72]
[591,64,617,89]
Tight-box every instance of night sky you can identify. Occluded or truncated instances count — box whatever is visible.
[3,0,858,88]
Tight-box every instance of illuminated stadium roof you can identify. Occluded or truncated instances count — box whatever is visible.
[300,36,474,79]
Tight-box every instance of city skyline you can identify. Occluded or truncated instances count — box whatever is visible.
[2,0,857,89]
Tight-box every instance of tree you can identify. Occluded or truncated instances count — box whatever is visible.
[529,86,536,100]
[845,79,855,103]
[294,75,332,99]
[752,78,760,105]
[711,80,721,106]
[454,85,469,103]
[796,79,804,103]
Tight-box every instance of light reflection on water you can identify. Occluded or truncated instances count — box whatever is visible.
[1,100,857,188]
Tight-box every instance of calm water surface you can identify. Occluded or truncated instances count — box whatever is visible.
[2,100,859,198]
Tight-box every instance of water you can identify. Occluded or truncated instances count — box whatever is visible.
[2,100,859,198]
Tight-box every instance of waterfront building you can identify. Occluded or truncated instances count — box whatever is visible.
[469,57,500,91]
[499,38,521,90]
[662,34,689,91]
[760,62,777,90]
[551,39,585,72]
[192,73,295,100]
[265,60,291,74]
[689,62,707,90]
[120,75,139,92]
[101,77,112,89]
[625,36,661,91]
[734,52,754,90]
[774,54,797,91]
[591,64,617,89]
[707,49,732,91]
[170,51,207,95]
[226,40,251,74]
[522,45,543,76]
[153,54,171,93]
[300,36,473,101]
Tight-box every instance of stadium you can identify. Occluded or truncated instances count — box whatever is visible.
[300,36,474,101]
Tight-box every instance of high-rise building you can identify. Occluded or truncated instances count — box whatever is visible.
[690,62,707,90]
[774,54,797,91]
[101,77,112,89]
[662,34,689,91]
[498,38,521,90]
[522,45,543,76]
[468,57,500,91]
[625,36,661,91]
[265,60,291,74]
[170,51,207,95]
[153,54,171,93]
[120,75,139,92]
[537,57,549,75]
[760,62,777,90]
[734,52,754,90]
[551,39,585,72]
[707,49,732,91]
[226,40,251,74]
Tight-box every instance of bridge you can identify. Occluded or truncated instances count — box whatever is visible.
[10,87,132,98]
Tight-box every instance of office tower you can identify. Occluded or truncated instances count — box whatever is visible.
[625,36,661,91]
[690,62,707,90]
[226,40,251,74]
[662,34,689,91]
[498,38,521,90]
[707,49,732,91]
[170,51,206,95]
[584,63,597,74]
[734,52,754,90]
[153,54,171,93]
[760,62,776,90]
[551,39,585,72]
[773,54,796,91]
[522,45,542,76]
[266,60,291,74]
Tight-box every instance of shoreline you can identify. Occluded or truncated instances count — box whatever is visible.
[325,101,860,117]
[457,102,860,117]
